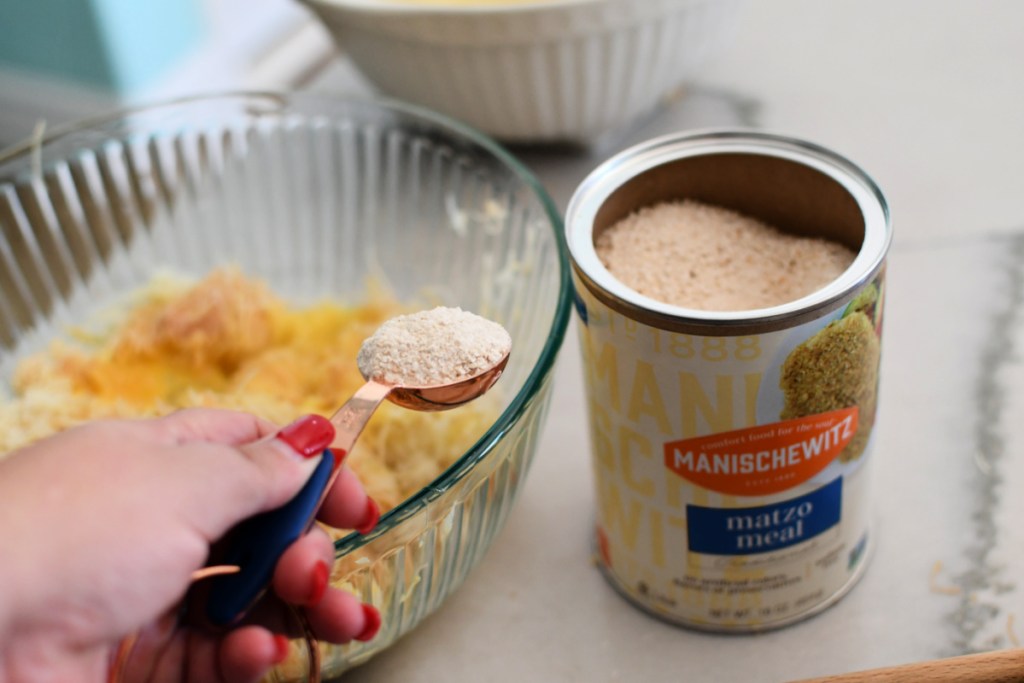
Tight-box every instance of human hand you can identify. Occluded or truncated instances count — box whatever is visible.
[0,408,382,683]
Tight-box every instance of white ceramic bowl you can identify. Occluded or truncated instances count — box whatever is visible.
[303,0,743,143]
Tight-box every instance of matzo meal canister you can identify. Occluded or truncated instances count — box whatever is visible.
[566,130,891,632]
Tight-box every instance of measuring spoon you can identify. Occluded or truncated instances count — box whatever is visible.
[194,349,511,628]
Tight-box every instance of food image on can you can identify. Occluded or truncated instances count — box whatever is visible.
[566,131,891,632]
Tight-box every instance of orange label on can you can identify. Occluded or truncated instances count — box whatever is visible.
[663,407,859,496]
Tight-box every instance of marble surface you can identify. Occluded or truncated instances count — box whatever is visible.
[307,1,1024,680]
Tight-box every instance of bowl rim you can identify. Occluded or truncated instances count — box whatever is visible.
[0,91,573,555]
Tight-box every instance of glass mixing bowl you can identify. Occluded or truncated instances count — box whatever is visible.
[0,93,571,678]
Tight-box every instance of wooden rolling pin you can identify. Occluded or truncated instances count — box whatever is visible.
[790,649,1024,682]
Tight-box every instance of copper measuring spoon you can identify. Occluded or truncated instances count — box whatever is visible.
[195,349,512,628]
[329,347,512,452]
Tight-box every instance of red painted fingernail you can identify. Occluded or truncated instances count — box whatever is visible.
[356,497,380,535]
[271,634,291,665]
[307,560,329,607]
[355,603,381,642]
[277,414,335,458]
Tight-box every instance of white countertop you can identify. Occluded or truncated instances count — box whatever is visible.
[308,1,1024,680]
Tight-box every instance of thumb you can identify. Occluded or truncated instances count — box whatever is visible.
[239,414,336,509]
[181,415,336,542]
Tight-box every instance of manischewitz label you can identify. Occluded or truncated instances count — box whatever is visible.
[663,407,858,496]
[572,267,884,630]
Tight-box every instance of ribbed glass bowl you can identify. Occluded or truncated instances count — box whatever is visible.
[0,93,571,679]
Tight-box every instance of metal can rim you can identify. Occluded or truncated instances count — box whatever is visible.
[565,128,892,334]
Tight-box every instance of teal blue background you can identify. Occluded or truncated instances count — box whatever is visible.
[0,0,204,94]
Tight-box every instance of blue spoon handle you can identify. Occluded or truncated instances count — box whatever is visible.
[190,448,336,628]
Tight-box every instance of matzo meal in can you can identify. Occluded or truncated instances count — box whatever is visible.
[566,130,891,632]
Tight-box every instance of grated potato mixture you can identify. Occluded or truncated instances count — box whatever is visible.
[0,268,496,531]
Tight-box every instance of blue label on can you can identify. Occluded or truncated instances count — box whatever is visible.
[687,478,843,555]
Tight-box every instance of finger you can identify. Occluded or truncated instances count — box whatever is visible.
[117,613,180,683]
[271,526,336,607]
[316,465,379,533]
[233,430,329,511]
[305,589,381,645]
[219,625,290,683]
[156,408,279,446]
[184,631,225,683]
[171,415,335,541]
[146,628,188,683]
